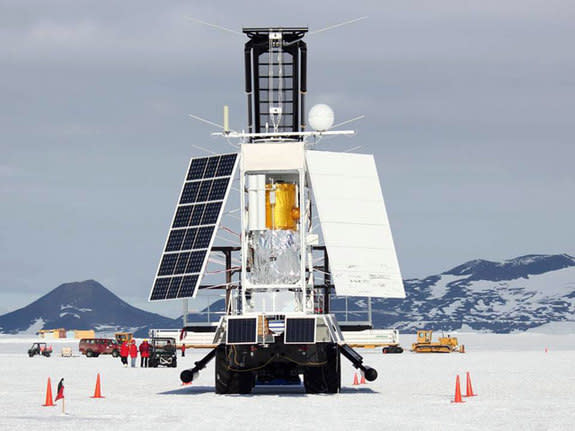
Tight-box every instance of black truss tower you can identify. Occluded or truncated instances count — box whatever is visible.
[243,27,308,139]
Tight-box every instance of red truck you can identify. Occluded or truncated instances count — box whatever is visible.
[79,338,120,358]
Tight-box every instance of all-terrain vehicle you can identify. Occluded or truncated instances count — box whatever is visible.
[28,342,52,357]
[148,337,178,368]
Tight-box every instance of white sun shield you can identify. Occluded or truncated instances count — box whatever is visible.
[306,150,405,298]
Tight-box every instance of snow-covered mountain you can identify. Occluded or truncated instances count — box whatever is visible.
[1,254,573,336]
[0,280,179,337]
[357,254,575,333]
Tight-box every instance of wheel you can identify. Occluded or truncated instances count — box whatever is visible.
[382,347,390,354]
[28,352,34,358]
[86,350,93,357]
[230,371,255,394]
[215,346,233,394]
[111,350,119,358]
[214,346,254,394]
[324,344,341,393]
[304,344,340,394]
[93,353,100,357]
[170,358,177,368]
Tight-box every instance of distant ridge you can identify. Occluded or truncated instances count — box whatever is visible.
[1,254,574,336]
[0,280,179,337]
[358,253,575,332]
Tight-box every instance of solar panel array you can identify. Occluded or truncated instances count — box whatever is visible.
[150,153,239,301]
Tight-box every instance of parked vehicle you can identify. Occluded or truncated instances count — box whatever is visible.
[411,330,464,353]
[28,342,52,357]
[114,332,133,344]
[79,338,120,358]
[148,337,177,368]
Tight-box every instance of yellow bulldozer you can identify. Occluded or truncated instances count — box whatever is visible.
[411,330,464,353]
[114,332,133,344]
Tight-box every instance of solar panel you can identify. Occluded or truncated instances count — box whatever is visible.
[149,153,239,301]
[284,317,316,344]
[226,317,258,344]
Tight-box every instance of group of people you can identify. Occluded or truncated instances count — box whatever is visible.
[119,339,151,368]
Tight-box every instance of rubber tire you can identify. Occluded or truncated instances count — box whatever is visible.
[86,350,93,357]
[304,344,340,394]
[29,352,34,358]
[214,346,255,394]
[111,350,119,358]
[215,346,233,394]
[170,358,177,368]
[233,372,255,394]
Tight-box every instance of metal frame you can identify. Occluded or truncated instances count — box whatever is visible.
[243,27,308,138]
[239,165,309,315]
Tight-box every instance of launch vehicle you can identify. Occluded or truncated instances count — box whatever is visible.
[149,27,405,393]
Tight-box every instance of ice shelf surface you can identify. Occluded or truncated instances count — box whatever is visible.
[1,332,574,430]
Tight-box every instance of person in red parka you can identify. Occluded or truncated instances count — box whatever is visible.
[120,341,129,367]
[129,339,138,368]
[139,340,150,368]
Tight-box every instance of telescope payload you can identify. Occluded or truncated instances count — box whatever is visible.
[149,26,404,394]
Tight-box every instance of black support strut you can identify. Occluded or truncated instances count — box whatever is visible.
[339,344,378,381]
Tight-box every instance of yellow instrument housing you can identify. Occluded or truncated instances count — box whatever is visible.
[266,183,299,230]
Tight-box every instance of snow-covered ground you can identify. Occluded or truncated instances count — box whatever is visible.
[1,333,574,430]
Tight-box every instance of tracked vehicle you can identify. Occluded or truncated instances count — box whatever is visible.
[149,27,405,394]
[411,330,464,353]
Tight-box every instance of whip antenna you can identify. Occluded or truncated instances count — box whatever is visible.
[309,16,367,35]
[185,17,242,36]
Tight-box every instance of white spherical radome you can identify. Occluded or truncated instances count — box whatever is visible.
[308,104,335,131]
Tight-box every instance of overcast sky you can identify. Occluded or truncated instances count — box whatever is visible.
[1,0,574,317]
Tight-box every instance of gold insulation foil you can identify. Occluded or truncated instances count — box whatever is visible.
[265,183,299,230]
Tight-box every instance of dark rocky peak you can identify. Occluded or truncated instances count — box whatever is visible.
[443,254,575,282]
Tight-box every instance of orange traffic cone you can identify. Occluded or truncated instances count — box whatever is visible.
[43,377,55,407]
[91,373,104,398]
[360,373,366,385]
[464,372,476,397]
[353,373,359,385]
[451,375,465,403]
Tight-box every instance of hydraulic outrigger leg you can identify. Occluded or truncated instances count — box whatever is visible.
[339,344,378,381]
[180,347,217,384]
